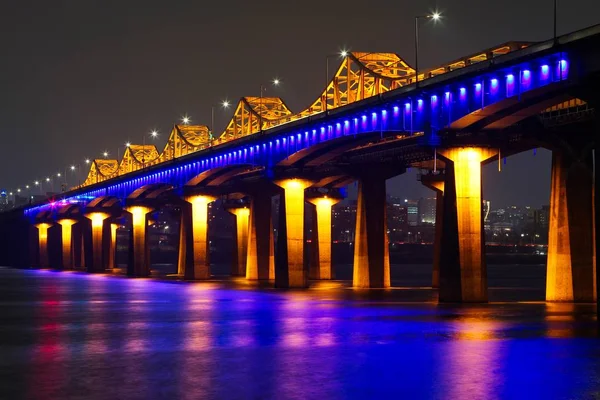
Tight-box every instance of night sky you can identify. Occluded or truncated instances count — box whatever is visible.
[1,0,599,208]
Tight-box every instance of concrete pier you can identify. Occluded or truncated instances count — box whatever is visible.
[353,177,390,288]
[274,179,313,288]
[438,147,497,302]
[125,206,152,277]
[546,150,596,302]
[226,206,250,277]
[246,191,275,281]
[307,192,341,280]
[57,219,76,269]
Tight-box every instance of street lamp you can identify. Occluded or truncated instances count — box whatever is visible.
[259,78,281,130]
[45,177,54,193]
[56,171,64,191]
[414,11,441,86]
[324,49,349,113]
[210,100,231,141]
[67,165,80,187]
[142,130,159,168]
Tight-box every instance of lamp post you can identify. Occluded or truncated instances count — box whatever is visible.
[414,12,441,87]
[143,130,158,169]
[70,165,78,187]
[259,78,280,131]
[210,100,231,141]
[553,0,557,42]
[324,50,349,113]
[56,171,64,192]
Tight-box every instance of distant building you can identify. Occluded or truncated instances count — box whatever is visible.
[483,200,491,222]
[534,205,550,230]
[484,203,550,245]
[405,200,418,226]
[418,197,436,224]
[386,199,408,242]
[332,203,356,242]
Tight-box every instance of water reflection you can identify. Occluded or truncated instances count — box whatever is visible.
[0,268,598,399]
[27,275,68,399]
[437,321,506,400]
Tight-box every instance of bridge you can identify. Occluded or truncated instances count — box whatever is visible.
[1,25,598,304]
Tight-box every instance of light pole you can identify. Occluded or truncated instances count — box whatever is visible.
[143,130,158,169]
[259,78,280,131]
[414,11,441,86]
[56,171,64,192]
[70,165,78,187]
[83,159,90,185]
[553,0,557,42]
[210,100,231,141]
[325,50,349,113]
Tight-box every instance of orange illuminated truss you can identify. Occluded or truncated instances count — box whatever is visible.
[80,42,530,188]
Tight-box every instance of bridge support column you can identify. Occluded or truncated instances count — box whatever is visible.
[126,206,152,277]
[35,223,51,268]
[421,175,445,288]
[274,179,313,288]
[546,150,596,302]
[73,222,84,270]
[108,223,118,269]
[177,202,192,277]
[57,219,76,269]
[438,147,498,303]
[184,195,216,280]
[84,213,109,273]
[226,206,250,277]
[353,176,390,288]
[246,192,275,281]
[595,147,598,314]
[307,194,341,280]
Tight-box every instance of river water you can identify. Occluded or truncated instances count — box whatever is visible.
[0,265,598,399]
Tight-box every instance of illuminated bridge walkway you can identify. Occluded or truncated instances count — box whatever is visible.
[0,25,598,304]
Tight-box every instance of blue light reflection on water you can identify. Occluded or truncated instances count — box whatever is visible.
[0,267,598,399]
